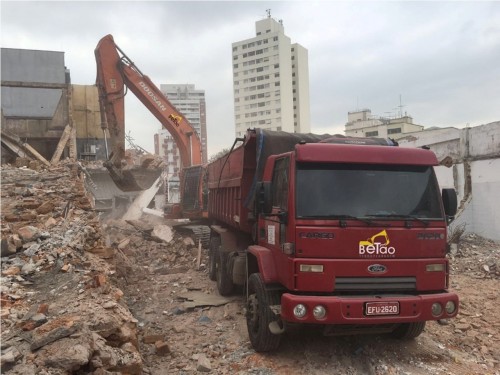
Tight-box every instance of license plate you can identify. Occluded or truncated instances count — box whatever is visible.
[365,301,400,316]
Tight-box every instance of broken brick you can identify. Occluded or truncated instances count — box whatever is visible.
[154,340,170,356]
[143,334,164,344]
[93,274,107,287]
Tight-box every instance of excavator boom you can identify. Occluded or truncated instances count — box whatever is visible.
[94,34,204,215]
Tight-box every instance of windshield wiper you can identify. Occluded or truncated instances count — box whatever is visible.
[366,214,430,226]
[331,214,377,226]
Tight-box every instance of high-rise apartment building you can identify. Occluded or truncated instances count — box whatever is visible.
[232,15,310,138]
[154,84,208,181]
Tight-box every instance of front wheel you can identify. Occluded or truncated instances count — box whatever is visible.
[246,273,282,352]
[391,321,426,339]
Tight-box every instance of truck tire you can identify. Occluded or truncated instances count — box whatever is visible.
[246,273,282,352]
[391,321,426,339]
[208,235,220,281]
[216,250,234,296]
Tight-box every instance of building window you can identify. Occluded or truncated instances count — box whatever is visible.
[388,128,402,134]
[233,46,237,52]
[233,64,238,68]
[366,131,379,137]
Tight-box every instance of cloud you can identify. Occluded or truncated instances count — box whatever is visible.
[2,1,499,157]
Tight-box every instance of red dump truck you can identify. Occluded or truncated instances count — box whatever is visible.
[206,128,458,352]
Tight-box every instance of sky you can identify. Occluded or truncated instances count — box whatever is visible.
[2,1,500,157]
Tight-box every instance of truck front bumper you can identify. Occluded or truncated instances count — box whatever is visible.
[280,292,459,324]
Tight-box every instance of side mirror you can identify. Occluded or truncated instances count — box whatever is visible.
[442,188,457,223]
[256,181,272,215]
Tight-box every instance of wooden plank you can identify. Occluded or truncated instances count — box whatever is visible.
[50,124,72,164]
[69,126,77,159]
[22,143,51,167]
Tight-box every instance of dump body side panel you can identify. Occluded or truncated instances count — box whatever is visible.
[207,134,256,233]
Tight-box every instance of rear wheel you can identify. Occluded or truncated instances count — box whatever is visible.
[208,235,220,281]
[391,321,426,339]
[246,273,282,352]
[216,250,234,296]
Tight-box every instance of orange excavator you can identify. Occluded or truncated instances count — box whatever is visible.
[94,34,205,218]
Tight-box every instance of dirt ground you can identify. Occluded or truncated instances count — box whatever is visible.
[1,162,499,374]
[106,218,500,375]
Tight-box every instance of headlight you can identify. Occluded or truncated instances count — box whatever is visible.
[299,264,324,272]
[445,301,456,315]
[431,303,443,317]
[426,264,445,272]
[293,304,307,318]
[313,305,326,320]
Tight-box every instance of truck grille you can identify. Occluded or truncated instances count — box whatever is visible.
[334,277,416,292]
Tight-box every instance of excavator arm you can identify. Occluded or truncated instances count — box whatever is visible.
[95,34,204,216]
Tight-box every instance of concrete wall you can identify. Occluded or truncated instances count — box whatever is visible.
[1,48,69,160]
[1,48,65,84]
[399,122,500,240]
[72,84,107,160]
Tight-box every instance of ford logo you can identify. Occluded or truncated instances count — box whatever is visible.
[368,264,387,274]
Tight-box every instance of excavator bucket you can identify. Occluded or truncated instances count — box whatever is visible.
[105,154,164,192]
[106,164,163,192]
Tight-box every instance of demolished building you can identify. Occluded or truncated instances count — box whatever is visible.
[398,121,500,241]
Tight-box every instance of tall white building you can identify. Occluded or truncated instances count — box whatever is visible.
[154,84,208,180]
[232,15,310,138]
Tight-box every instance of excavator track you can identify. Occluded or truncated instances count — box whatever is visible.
[175,225,211,248]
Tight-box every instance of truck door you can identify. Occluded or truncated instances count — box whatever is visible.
[263,156,291,282]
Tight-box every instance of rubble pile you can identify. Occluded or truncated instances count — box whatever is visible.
[449,233,500,278]
[0,162,142,374]
[437,233,500,371]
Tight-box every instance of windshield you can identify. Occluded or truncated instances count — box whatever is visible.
[296,163,443,219]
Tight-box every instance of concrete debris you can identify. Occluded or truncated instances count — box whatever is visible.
[151,224,174,243]
[178,291,233,309]
[196,353,212,372]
